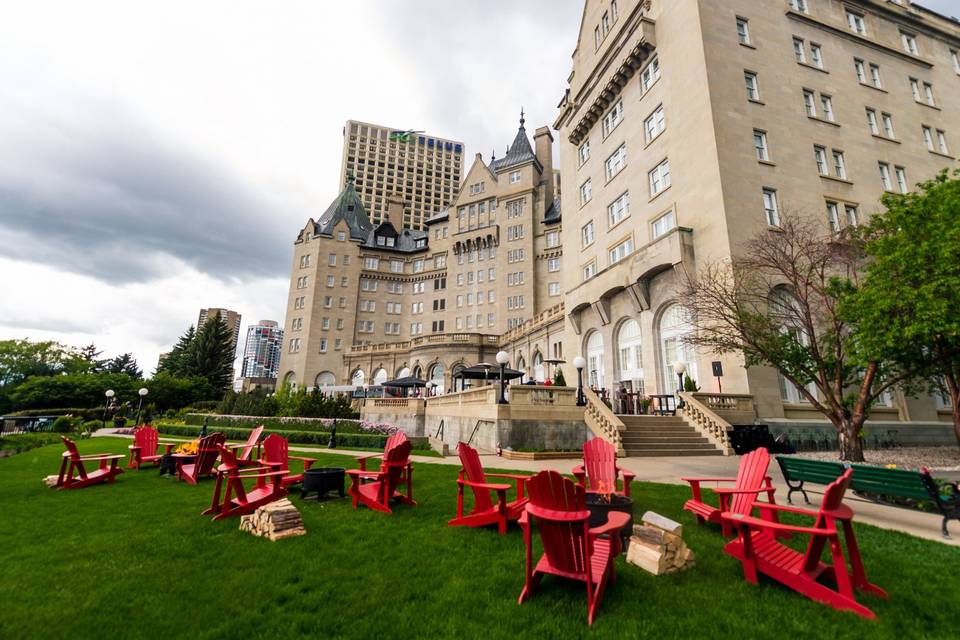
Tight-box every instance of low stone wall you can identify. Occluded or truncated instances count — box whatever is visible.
[764,420,956,447]
[360,398,426,438]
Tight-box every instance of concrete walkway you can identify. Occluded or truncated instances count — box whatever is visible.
[96,430,958,547]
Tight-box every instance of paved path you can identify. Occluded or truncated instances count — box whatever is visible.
[96,430,958,547]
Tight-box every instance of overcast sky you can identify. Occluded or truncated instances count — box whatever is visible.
[0,0,956,375]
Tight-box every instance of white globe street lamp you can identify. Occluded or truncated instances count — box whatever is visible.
[496,351,510,404]
[672,361,688,409]
[573,356,587,406]
[135,387,149,426]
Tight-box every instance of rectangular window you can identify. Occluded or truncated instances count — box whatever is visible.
[936,129,949,155]
[793,37,806,64]
[578,140,590,165]
[327,254,336,267]
[608,238,633,265]
[910,77,922,102]
[602,100,624,137]
[754,130,769,161]
[762,188,780,226]
[640,55,660,93]
[736,17,750,45]
[548,282,560,296]
[803,89,816,117]
[509,170,521,184]
[594,26,600,50]
[651,210,676,239]
[546,231,559,248]
[900,31,919,55]
[548,257,560,272]
[364,257,379,269]
[923,82,935,106]
[832,149,847,179]
[744,71,759,101]
[413,259,423,273]
[854,58,866,83]
[869,63,882,88]
[790,0,808,12]
[820,95,834,121]
[607,192,630,227]
[952,49,960,74]
[847,11,865,35]
[605,144,627,180]
[895,166,908,193]
[390,259,403,273]
[319,339,327,353]
[827,202,841,233]
[299,254,311,268]
[648,159,671,196]
[810,43,823,68]
[879,162,892,190]
[326,275,335,287]
[923,126,935,151]
[845,205,859,227]
[579,179,592,205]
[581,221,595,247]
[814,145,828,174]
[644,104,665,142]
[582,261,597,281]
[866,108,879,135]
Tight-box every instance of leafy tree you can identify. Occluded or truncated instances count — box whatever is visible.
[76,343,105,373]
[0,340,84,412]
[843,169,960,446]
[143,372,215,411]
[679,214,914,461]
[156,325,197,377]
[102,353,142,378]
[553,367,566,386]
[9,373,138,410]
[191,312,235,396]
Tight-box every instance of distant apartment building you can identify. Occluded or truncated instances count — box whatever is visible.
[197,307,242,354]
[240,320,284,379]
[554,0,958,423]
[278,115,563,392]
[340,120,465,230]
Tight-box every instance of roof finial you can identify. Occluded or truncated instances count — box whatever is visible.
[346,170,355,185]
[520,107,525,128]
[491,148,496,162]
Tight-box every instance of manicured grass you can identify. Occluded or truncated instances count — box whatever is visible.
[1,438,957,639]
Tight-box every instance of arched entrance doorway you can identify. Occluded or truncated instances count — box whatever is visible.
[658,304,696,393]
[429,362,445,394]
[617,318,644,393]
[586,331,605,390]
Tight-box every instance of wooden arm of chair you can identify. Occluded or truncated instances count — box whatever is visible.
[355,453,381,471]
[589,511,630,539]
[713,487,773,495]
[290,456,317,471]
[752,502,826,518]
[485,472,530,498]
[721,512,835,537]
[458,478,512,492]
[69,453,125,461]
[346,469,383,479]
[235,469,290,480]
[680,476,737,483]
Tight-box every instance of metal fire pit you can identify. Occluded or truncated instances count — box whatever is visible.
[300,467,346,501]
[585,493,634,551]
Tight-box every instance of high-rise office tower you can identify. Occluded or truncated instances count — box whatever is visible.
[197,308,242,354]
[240,320,284,379]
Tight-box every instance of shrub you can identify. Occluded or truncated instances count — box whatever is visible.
[153,423,431,451]
[683,374,700,392]
[0,433,64,454]
[11,407,105,421]
[553,367,567,386]
[182,414,373,434]
[51,416,80,433]
[82,420,104,432]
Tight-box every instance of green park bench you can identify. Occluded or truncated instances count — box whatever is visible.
[776,455,960,538]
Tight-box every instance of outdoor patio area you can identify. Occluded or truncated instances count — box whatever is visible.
[2,436,957,638]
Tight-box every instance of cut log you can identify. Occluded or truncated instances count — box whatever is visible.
[43,475,59,488]
[238,498,306,541]
[642,511,682,535]
[626,511,695,576]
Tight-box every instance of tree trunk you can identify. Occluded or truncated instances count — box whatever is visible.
[945,372,960,448]
[837,417,865,462]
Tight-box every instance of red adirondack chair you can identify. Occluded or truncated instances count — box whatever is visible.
[228,425,264,466]
[260,433,317,487]
[56,436,124,489]
[448,442,532,534]
[202,444,287,520]
[354,432,414,503]
[176,432,226,484]
[682,447,780,537]
[347,434,416,513]
[518,470,630,626]
[721,468,888,619]
[127,425,175,469]
[572,438,636,498]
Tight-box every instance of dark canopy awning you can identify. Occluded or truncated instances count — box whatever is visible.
[454,365,525,381]
[382,376,428,388]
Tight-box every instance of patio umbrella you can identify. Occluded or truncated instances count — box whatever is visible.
[382,376,428,388]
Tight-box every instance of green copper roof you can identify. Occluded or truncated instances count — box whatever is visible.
[316,177,372,240]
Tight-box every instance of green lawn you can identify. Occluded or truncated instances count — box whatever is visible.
[1,438,957,639]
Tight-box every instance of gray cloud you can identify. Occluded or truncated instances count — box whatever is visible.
[0,90,294,283]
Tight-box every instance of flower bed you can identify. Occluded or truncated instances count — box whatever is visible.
[154,423,430,451]
[182,414,396,435]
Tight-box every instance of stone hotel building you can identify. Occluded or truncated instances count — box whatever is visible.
[554,0,958,431]
[277,116,565,393]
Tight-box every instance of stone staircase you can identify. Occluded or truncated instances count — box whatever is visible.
[618,414,725,457]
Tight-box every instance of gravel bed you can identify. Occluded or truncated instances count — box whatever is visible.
[796,446,960,471]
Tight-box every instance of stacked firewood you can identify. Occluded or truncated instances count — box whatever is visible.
[42,475,59,488]
[238,499,306,541]
[625,511,696,575]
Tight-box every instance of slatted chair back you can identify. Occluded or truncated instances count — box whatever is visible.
[61,436,82,461]
[195,432,226,475]
[238,425,264,462]
[133,426,159,457]
[849,464,930,501]
[457,442,493,513]
[801,468,853,573]
[378,437,412,503]
[382,431,407,457]
[262,433,289,471]
[730,447,772,515]
[582,438,617,492]
[217,443,240,471]
[526,470,591,577]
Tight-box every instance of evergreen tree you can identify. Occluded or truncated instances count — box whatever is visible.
[103,353,142,378]
[77,343,105,373]
[157,325,196,377]
[191,312,235,395]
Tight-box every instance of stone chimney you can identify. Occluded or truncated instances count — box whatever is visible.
[534,126,555,210]
[385,194,405,223]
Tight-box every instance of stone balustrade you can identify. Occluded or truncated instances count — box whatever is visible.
[687,392,757,426]
[582,386,625,455]
[679,392,735,454]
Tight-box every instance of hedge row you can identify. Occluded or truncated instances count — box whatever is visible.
[154,423,432,451]
[9,407,105,421]
[182,414,372,434]
[0,433,65,454]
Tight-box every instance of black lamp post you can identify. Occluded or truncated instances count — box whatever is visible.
[673,361,687,410]
[573,356,586,406]
[496,350,509,404]
[328,419,337,449]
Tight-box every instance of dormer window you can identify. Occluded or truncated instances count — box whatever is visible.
[346,205,355,212]
[509,170,521,184]
[416,238,427,248]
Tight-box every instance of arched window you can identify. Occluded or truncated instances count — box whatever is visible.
[373,368,388,385]
[412,365,422,379]
[451,363,467,391]
[282,371,297,391]
[586,331,605,389]
[617,318,644,392]
[658,304,696,393]
[315,371,336,387]
[351,369,365,387]
[429,362,445,394]
[396,367,411,379]
[532,351,545,382]
[516,355,526,382]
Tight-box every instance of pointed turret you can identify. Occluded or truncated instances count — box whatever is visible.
[315,175,373,240]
